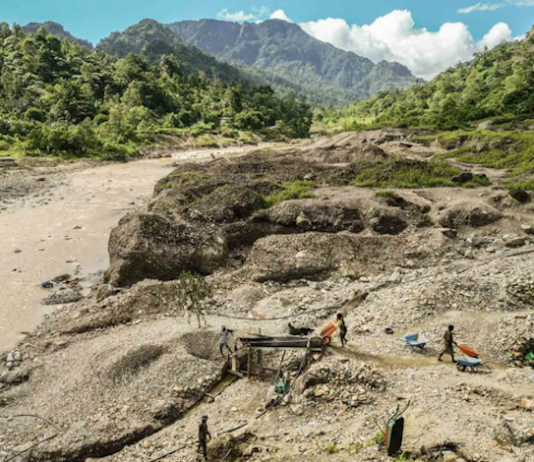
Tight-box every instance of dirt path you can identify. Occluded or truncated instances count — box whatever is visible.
[0,158,176,351]
[445,157,508,183]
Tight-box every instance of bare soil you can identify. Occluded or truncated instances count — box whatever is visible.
[1,131,534,462]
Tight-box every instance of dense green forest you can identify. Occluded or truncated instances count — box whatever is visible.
[321,28,534,130]
[98,19,243,83]
[22,21,93,49]
[0,23,312,159]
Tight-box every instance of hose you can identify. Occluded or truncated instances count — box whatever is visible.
[255,338,311,419]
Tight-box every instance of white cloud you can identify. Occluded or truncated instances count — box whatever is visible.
[217,7,270,23]
[270,10,292,22]
[458,3,503,13]
[217,9,257,22]
[299,10,513,80]
[506,0,534,5]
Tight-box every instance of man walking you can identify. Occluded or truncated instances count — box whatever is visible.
[198,415,211,460]
[337,313,348,348]
[438,325,458,363]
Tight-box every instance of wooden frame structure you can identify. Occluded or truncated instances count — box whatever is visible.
[229,336,324,379]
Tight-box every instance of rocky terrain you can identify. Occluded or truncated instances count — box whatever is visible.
[1,130,534,462]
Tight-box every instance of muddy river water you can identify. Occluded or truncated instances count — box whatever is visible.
[0,158,175,351]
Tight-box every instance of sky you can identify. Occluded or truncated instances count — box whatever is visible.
[2,0,534,79]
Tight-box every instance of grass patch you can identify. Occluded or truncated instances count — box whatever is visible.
[395,453,415,462]
[324,443,339,455]
[261,180,317,208]
[155,171,211,194]
[353,160,462,188]
[196,135,219,148]
[505,180,534,191]
[237,131,256,145]
[217,138,234,148]
[375,189,401,199]
[426,130,534,178]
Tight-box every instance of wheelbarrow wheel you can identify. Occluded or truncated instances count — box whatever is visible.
[322,336,331,345]
[456,363,466,372]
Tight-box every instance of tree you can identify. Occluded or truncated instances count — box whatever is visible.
[177,271,211,328]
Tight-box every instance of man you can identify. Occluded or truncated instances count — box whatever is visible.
[198,415,211,460]
[438,325,458,363]
[337,313,347,348]
[219,326,232,357]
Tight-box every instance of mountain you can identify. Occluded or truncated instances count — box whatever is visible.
[97,19,242,83]
[167,19,419,105]
[330,26,534,129]
[22,21,93,48]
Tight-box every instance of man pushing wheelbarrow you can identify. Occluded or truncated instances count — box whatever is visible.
[320,313,348,347]
[438,325,458,363]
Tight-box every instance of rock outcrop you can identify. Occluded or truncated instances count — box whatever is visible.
[105,213,227,287]
[244,232,438,282]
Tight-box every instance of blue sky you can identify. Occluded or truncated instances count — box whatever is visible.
[1,0,532,44]
[2,0,534,78]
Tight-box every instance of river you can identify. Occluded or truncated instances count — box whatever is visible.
[0,158,175,351]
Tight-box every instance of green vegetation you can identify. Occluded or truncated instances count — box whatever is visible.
[353,160,490,188]
[154,171,211,194]
[374,431,385,447]
[22,21,93,49]
[176,271,211,312]
[506,180,534,191]
[323,29,534,128]
[0,23,312,160]
[421,130,534,186]
[98,19,241,82]
[375,189,401,199]
[261,180,317,208]
[324,443,340,455]
[395,453,416,462]
[196,135,219,148]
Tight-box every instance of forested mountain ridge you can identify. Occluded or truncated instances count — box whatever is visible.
[167,19,419,105]
[22,21,93,49]
[0,23,312,159]
[97,19,243,83]
[324,26,534,129]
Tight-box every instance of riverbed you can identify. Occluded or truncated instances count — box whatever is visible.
[0,158,175,351]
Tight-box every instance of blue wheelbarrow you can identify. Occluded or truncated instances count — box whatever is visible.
[456,356,482,373]
[401,333,428,349]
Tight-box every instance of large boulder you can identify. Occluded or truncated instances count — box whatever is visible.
[434,200,503,228]
[194,185,264,223]
[245,232,405,282]
[255,199,365,233]
[509,189,531,204]
[105,213,227,287]
[370,213,408,235]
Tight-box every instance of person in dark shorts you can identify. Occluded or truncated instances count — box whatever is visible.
[438,325,458,363]
[198,415,211,460]
[337,313,347,347]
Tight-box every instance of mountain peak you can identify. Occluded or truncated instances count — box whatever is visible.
[97,19,242,82]
[168,19,417,105]
[22,21,93,48]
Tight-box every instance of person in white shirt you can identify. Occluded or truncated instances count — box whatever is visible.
[219,327,232,357]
